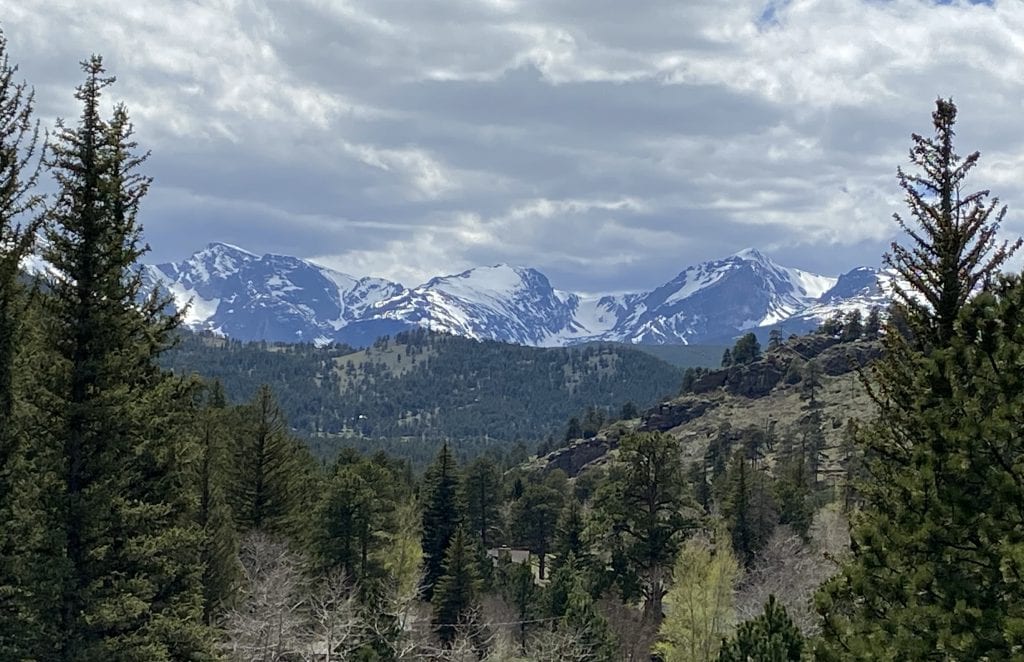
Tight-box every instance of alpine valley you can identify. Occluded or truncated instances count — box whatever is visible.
[139,242,888,347]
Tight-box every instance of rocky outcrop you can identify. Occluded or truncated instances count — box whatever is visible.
[641,397,718,432]
[542,436,616,476]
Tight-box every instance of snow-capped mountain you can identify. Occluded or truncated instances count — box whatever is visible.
[141,243,405,344]
[130,242,887,347]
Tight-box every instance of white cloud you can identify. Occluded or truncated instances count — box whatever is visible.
[3,0,1023,292]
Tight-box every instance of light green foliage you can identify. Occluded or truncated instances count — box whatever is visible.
[656,535,739,662]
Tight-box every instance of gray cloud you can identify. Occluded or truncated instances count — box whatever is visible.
[2,0,1022,293]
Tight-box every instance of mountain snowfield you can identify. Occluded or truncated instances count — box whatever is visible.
[129,242,890,347]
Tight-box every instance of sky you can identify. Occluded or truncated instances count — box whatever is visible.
[2,0,1022,293]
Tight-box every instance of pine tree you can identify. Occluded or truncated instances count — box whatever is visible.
[731,333,761,365]
[885,98,1019,347]
[421,442,463,597]
[560,571,618,662]
[463,456,502,548]
[512,481,563,580]
[226,384,308,537]
[817,98,1024,660]
[431,526,480,647]
[719,595,803,662]
[722,449,777,566]
[596,431,694,618]
[42,56,213,659]
[0,29,49,660]
[862,307,882,339]
[195,381,240,624]
[552,497,588,572]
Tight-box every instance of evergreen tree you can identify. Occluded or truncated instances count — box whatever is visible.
[553,497,588,572]
[500,560,536,653]
[431,526,480,647]
[719,595,803,662]
[565,416,583,442]
[560,570,618,662]
[313,459,396,584]
[421,442,463,596]
[862,306,882,339]
[195,381,240,624]
[42,56,212,659]
[0,29,49,660]
[620,401,639,420]
[226,384,307,537]
[721,449,777,566]
[512,481,563,580]
[768,328,783,350]
[841,309,863,342]
[720,348,733,368]
[731,333,761,365]
[885,98,1019,346]
[818,98,1024,660]
[463,456,502,548]
[596,431,693,618]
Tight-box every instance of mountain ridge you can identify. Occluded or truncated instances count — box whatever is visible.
[133,242,889,347]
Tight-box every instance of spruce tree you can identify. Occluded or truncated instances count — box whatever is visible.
[512,481,563,580]
[42,56,212,659]
[559,565,618,662]
[885,98,1019,346]
[463,456,502,548]
[817,98,1024,659]
[195,381,240,624]
[421,442,463,597]
[0,29,49,660]
[226,384,307,537]
[431,526,480,647]
[722,449,777,566]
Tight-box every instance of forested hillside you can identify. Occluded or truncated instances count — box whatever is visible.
[163,328,685,455]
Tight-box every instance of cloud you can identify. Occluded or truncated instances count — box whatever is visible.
[2,0,1024,293]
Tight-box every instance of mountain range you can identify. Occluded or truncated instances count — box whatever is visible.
[138,243,889,347]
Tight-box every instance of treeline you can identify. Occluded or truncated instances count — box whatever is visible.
[164,326,683,448]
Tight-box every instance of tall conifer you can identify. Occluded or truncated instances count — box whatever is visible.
[42,56,212,660]
[421,442,463,596]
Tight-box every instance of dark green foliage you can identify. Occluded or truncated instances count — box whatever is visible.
[719,595,803,662]
[594,431,693,617]
[0,29,48,660]
[553,497,588,572]
[195,382,240,624]
[163,329,684,462]
[565,415,583,442]
[619,401,639,420]
[499,560,536,653]
[313,458,399,585]
[463,456,503,548]
[431,526,480,646]
[226,384,310,537]
[818,311,843,337]
[512,481,563,580]
[722,449,777,566]
[720,348,732,368]
[421,443,464,596]
[560,563,619,662]
[41,56,212,659]
[768,328,783,350]
[841,310,863,342]
[885,98,1019,347]
[731,332,761,365]
[863,307,881,339]
[818,99,1024,660]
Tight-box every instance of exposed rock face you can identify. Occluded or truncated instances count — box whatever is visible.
[641,397,718,432]
[542,436,616,477]
[815,341,883,376]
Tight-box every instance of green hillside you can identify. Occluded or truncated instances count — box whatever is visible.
[163,328,684,457]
